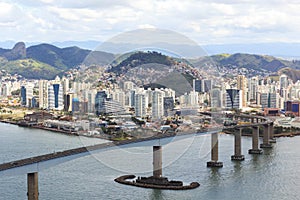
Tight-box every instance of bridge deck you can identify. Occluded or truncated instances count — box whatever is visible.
[0,131,208,172]
[0,116,272,173]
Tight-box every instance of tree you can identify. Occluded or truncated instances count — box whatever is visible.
[11,89,20,96]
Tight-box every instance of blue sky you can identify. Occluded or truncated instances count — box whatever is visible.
[1,0,300,46]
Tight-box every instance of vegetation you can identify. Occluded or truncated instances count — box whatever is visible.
[131,116,145,126]
[278,67,300,82]
[109,51,174,75]
[212,53,290,72]
[2,42,300,81]
[191,53,300,73]
[274,126,300,134]
[0,59,58,79]
[26,44,88,70]
[0,43,115,79]
[11,89,20,96]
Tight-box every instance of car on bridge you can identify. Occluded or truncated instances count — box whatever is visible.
[224,120,237,126]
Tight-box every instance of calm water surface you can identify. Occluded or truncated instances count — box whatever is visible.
[0,122,300,200]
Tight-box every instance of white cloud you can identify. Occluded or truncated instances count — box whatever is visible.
[137,24,156,29]
[1,0,300,45]
[0,2,23,23]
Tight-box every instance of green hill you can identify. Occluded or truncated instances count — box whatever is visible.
[0,42,115,79]
[216,53,290,71]
[109,51,174,75]
[27,44,115,69]
[0,58,58,79]
[1,42,300,80]
[108,51,195,95]
[191,53,299,72]
[26,44,90,70]
[278,67,300,82]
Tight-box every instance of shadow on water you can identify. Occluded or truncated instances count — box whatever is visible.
[149,189,166,200]
[262,146,275,156]
[249,154,263,167]
[207,168,222,184]
[249,146,276,168]
[231,161,243,179]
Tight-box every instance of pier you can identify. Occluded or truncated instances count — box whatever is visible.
[248,126,263,154]
[231,128,245,161]
[0,114,275,199]
[207,132,223,167]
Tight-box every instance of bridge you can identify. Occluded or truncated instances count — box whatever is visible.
[0,114,275,200]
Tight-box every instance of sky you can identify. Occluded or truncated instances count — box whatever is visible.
[1,0,300,47]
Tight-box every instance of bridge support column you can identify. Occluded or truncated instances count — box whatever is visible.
[153,146,162,178]
[248,126,263,154]
[27,172,38,200]
[260,124,272,148]
[231,128,245,161]
[207,132,223,167]
[269,123,276,143]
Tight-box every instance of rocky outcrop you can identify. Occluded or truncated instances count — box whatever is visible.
[3,42,26,60]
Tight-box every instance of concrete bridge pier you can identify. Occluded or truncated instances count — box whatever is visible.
[207,132,223,167]
[231,128,245,161]
[260,124,272,148]
[27,172,38,200]
[153,146,162,178]
[269,123,276,143]
[248,126,263,154]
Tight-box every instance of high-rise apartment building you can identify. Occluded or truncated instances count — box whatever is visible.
[39,80,48,109]
[193,79,213,93]
[248,77,258,103]
[21,84,33,107]
[237,75,247,107]
[260,93,277,109]
[95,91,107,115]
[48,83,64,110]
[193,79,202,92]
[134,92,148,118]
[203,79,213,92]
[210,88,222,108]
[225,89,241,109]
[152,89,164,119]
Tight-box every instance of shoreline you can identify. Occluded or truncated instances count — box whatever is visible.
[1,120,300,141]
[0,119,19,125]
[31,125,79,136]
[223,130,300,138]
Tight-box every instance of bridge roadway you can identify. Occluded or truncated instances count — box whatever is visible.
[0,129,220,176]
[1,114,275,200]
[0,118,271,175]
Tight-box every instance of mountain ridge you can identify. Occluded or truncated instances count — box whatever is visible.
[0,42,115,79]
[1,42,300,80]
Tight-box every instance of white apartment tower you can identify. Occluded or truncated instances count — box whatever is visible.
[237,75,247,107]
[39,80,48,109]
[134,92,148,117]
[152,89,164,119]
